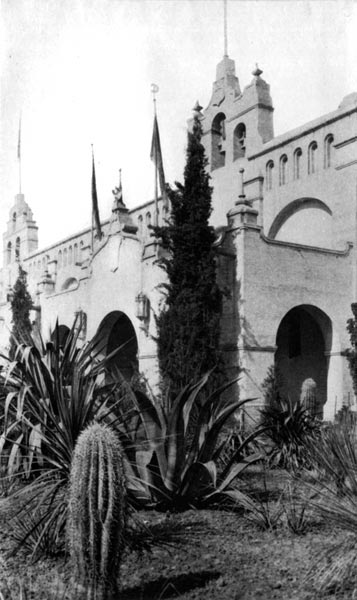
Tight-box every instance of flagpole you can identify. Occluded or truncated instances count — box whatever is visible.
[91,144,94,253]
[151,84,159,228]
[18,116,22,194]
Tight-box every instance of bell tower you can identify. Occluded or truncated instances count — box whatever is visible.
[3,193,38,267]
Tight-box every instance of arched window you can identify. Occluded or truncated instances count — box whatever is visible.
[138,214,143,236]
[233,123,246,160]
[324,134,334,169]
[7,242,12,265]
[308,141,318,174]
[73,243,78,264]
[58,250,62,269]
[12,212,17,232]
[293,148,302,180]
[15,237,20,261]
[266,160,274,190]
[211,112,226,170]
[146,212,151,235]
[279,154,288,186]
[63,248,68,267]
[68,246,73,264]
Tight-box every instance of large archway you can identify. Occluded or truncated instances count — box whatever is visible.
[275,305,332,416]
[94,311,138,382]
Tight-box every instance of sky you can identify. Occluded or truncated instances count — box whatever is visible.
[0,0,356,255]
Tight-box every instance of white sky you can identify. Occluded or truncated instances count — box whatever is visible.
[1,0,356,255]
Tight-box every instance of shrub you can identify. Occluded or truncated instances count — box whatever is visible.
[260,395,320,471]
[68,422,127,600]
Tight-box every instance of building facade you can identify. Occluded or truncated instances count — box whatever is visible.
[1,53,357,419]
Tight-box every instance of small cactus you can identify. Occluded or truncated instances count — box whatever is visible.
[300,378,318,418]
[67,422,127,600]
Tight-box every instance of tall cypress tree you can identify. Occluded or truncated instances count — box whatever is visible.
[10,265,33,357]
[154,112,222,398]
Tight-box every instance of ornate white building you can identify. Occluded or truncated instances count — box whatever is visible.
[1,52,357,419]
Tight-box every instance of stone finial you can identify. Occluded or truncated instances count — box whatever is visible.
[252,63,263,78]
[193,101,203,116]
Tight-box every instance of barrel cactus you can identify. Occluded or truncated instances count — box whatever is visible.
[300,378,318,418]
[67,422,127,599]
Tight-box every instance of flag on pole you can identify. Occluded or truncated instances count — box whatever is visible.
[91,149,102,241]
[150,114,166,202]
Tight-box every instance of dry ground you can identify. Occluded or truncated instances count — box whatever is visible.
[0,506,355,600]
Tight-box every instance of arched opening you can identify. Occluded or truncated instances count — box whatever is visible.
[265,160,274,190]
[51,324,70,350]
[293,148,302,180]
[275,305,332,416]
[15,237,20,261]
[308,141,318,174]
[94,311,138,382]
[7,242,12,265]
[211,112,226,170]
[61,277,78,291]
[279,154,288,186]
[324,134,334,169]
[233,123,246,160]
[268,197,333,247]
[12,212,17,232]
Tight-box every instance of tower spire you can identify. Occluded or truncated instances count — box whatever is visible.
[224,0,228,57]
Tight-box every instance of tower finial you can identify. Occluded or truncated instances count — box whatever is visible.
[151,83,159,116]
[224,0,228,57]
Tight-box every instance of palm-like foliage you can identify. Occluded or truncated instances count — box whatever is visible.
[260,396,320,471]
[0,319,124,558]
[115,373,264,510]
[302,423,357,593]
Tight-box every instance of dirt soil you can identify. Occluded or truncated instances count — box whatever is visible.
[0,506,355,600]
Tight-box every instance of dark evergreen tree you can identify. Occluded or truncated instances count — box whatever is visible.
[10,265,33,357]
[154,112,222,399]
[346,303,357,396]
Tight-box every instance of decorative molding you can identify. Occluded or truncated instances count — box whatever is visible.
[261,232,353,256]
[335,159,357,171]
[334,136,357,149]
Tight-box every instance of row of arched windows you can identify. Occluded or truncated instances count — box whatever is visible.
[211,113,247,170]
[27,255,49,273]
[58,241,83,269]
[6,238,21,264]
[136,206,169,238]
[266,134,334,190]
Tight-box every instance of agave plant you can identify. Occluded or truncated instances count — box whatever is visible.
[114,372,264,510]
[0,317,126,558]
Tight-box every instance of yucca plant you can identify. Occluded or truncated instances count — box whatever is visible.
[302,423,357,593]
[260,396,320,471]
[114,372,265,510]
[0,317,127,559]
